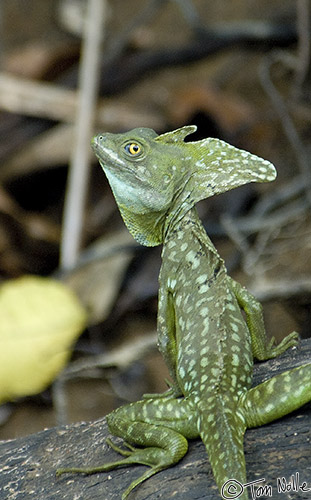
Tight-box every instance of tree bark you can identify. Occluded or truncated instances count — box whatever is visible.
[0,339,310,500]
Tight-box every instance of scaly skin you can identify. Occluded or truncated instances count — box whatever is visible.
[56,126,311,499]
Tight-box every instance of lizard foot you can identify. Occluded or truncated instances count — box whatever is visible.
[56,438,181,500]
[266,330,299,359]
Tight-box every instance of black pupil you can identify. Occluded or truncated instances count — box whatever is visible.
[132,145,139,152]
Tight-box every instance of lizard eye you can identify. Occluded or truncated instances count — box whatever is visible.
[124,143,142,156]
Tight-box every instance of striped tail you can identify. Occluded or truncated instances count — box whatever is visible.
[198,398,249,500]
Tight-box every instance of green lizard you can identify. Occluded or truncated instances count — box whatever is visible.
[57,126,311,499]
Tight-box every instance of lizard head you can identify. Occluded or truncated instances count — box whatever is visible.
[92,126,276,246]
[92,128,178,245]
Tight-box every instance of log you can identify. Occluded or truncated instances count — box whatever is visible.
[0,339,310,500]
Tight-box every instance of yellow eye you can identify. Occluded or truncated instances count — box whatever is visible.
[125,143,142,156]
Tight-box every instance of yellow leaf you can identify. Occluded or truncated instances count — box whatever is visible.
[0,275,87,404]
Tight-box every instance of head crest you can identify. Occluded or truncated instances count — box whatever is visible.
[155,125,197,144]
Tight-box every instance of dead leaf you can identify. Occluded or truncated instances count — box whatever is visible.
[0,275,87,404]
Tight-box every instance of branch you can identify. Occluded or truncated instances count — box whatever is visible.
[0,339,310,499]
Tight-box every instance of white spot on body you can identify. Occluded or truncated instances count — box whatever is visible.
[230,322,239,333]
[200,307,209,317]
[200,357,208,368]
[196,274,208,284]
[231,353,240,367]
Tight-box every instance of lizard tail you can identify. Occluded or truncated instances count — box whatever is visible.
[198,398,249,499]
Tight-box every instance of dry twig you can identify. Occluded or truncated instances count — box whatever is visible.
[60,0,108,271]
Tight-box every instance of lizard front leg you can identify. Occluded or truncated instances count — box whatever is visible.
[228,277,299,360]
[153,288,183,398]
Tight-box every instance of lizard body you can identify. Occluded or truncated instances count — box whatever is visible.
[57,126,311,499]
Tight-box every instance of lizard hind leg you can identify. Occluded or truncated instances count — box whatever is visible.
[57,396,195,499]
[105,409,190,495]
[242,363,311,428]
[56,437,179,500]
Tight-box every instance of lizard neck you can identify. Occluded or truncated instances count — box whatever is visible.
[163,204,197,243]
[163,203,219,260]
[163,186,198,239]
[161,167,198,242]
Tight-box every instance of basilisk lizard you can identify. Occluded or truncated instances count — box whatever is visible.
[57,126,311,499]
